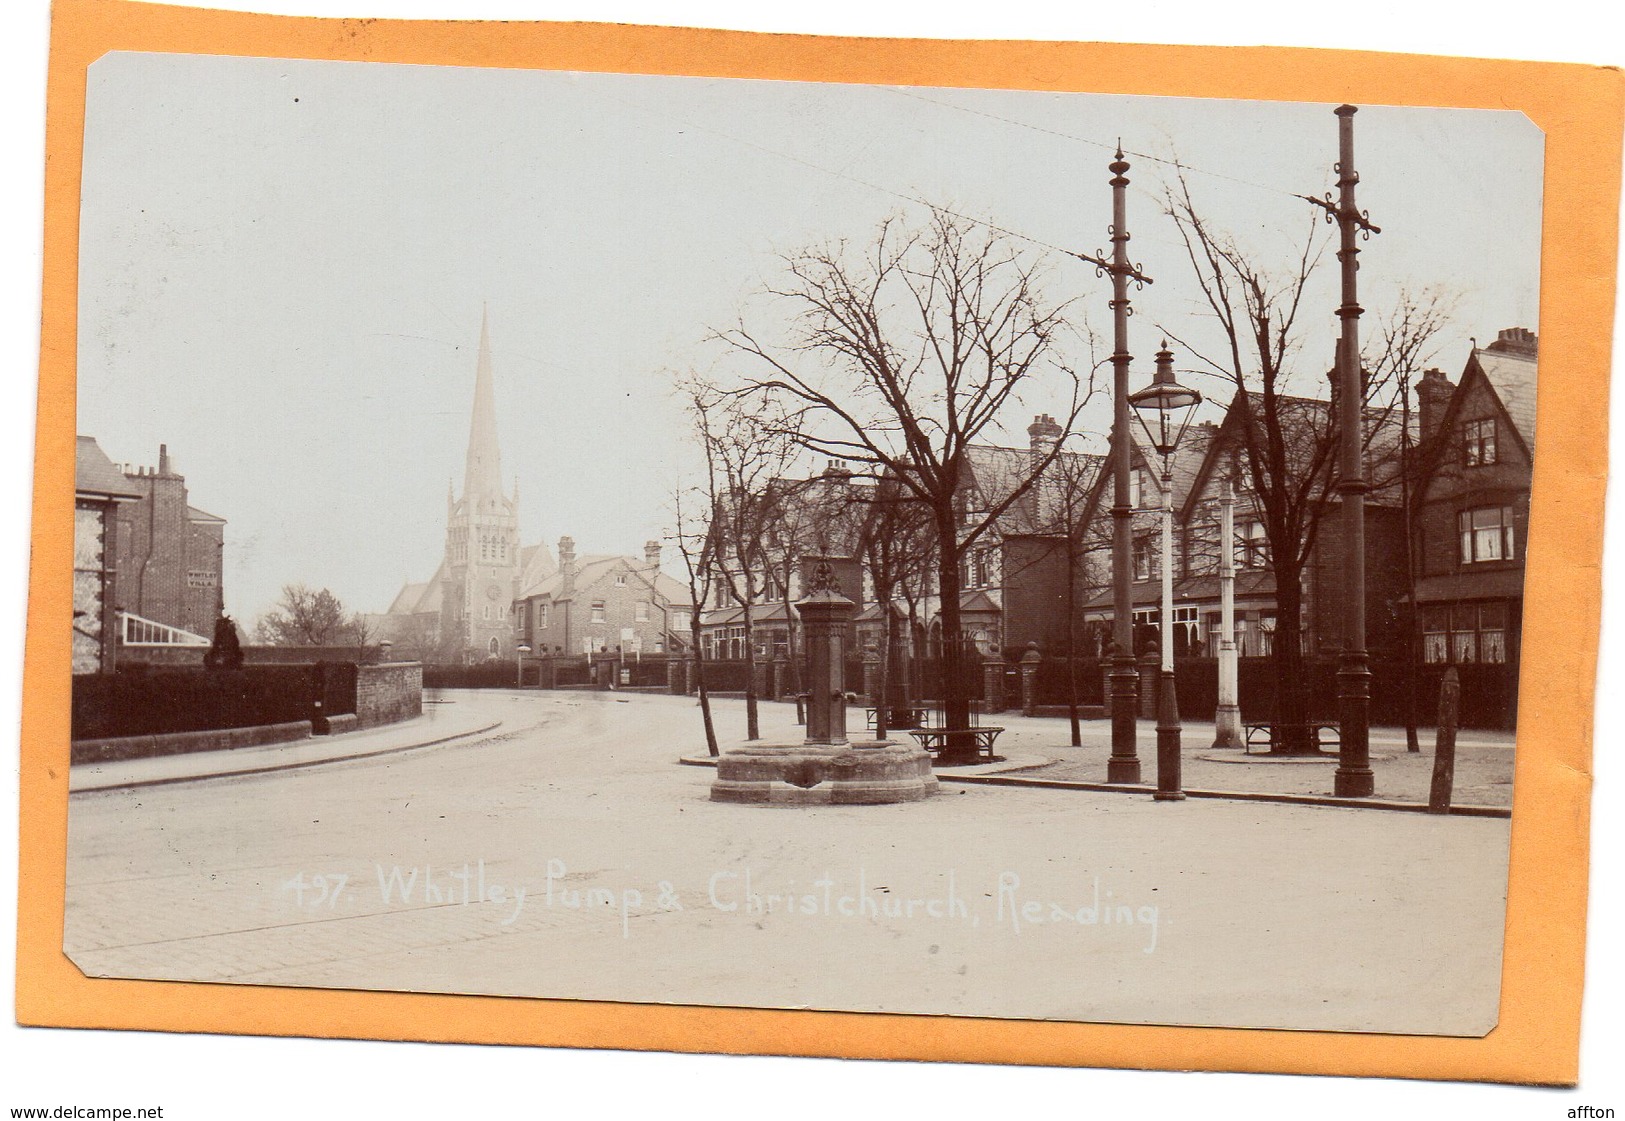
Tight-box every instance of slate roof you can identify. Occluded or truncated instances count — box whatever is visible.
[519,553,620,600]
[516,541,558,593]
[386,561,444,615]
[964,444,1106,535]
[75,436,142,501]
[1082,570,1278,611]
[1183,389,1410,516]
[519,553,691,608]
[1474,346,1538,451]
[1135,422,1217,511]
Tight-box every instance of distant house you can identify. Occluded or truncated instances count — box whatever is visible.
[517,538,693,657]
[1410,328,1537,675]
[940,416,1107,658]
[73,436,142,673]
[1078,421,1222,657]
[1076,367,1413,663]
[698,460,872,662]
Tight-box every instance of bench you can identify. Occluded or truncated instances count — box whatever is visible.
[907,726,1005,761]
[866,706,928,731]
[1244,721,1341,754]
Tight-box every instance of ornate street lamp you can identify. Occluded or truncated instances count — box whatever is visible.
[1129,343,1202,802]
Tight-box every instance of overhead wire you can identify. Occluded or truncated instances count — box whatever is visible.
[883,85,1313,202]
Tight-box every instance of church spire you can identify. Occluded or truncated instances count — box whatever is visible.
[461,305,505,510]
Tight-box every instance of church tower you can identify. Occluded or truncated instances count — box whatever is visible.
[441,309,521,662]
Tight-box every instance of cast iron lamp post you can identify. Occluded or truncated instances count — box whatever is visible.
[1128,343,1202,802]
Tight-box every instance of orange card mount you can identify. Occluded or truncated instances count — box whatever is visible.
[20,0,1622,1085]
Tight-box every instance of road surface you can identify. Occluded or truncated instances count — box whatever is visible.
[65,689,1511,1035]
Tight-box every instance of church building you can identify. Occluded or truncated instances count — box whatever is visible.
[377,312,555,662]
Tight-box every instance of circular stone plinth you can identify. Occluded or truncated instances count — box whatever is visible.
[710,741,939,805]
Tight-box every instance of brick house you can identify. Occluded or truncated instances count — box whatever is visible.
[1410,328,1537,673]
[1078,421,1221,656]
[518,537,693,656]
[1078,377,1410,662]
[938,417,1108,658]
[109,443,227,644]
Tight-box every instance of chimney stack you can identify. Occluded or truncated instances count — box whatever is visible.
[1417,367,1457,444]
[644,540,662,569]
[1326,338,1371,412]
[157,444,173,476]
[1027,413,1063,461]
[559,536,577,597]
[1486,327,1538,357]
[822,459,852,483]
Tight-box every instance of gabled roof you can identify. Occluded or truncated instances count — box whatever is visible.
[1137,422,1217,512]
[519,552,693,609]
[75,436,142,501]
[761,469,876,556]
[187,505,226,525]
[964,444,1105,536]
[385,560,445,615]
[1414,336,1539,487]
[1472,346,1538,451]
[960,590,1001,614]
[1180,388,1409,519]
[520,553,620,600]
[516,542,558,593]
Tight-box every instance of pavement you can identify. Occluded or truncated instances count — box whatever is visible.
[68,695,507,793]
[945,714,1514,809]
[64,688,1511,1036]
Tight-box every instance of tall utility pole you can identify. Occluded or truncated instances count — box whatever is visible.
[1075,148,1153,785]
[1307,105,1381,798]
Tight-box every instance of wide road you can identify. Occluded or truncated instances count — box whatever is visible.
[65,689,1511,1035]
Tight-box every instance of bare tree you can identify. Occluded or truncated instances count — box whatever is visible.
[1039,440,1112,746]
[1367,288,1457,751]
[669,468,722,757]
[693,386,801,742]
[1161,171,1446,752]
[347,612,380,663]
[721,209,1091,764]
[856,479,935,741]
[255,584,350,646]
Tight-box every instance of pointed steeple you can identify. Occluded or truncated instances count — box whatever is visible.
[462,305,505,510]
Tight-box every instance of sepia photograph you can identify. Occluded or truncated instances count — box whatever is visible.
[60,48,1548,1038]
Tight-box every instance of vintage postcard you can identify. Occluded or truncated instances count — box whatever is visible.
[18,0,1622,1087]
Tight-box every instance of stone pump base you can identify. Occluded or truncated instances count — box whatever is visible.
[710,742,939,805]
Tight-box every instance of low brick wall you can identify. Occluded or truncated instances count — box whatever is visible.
[73,720,313,765]
[355,662,423,729]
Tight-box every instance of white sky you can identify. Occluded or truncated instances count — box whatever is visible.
[76,52,1543,622]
